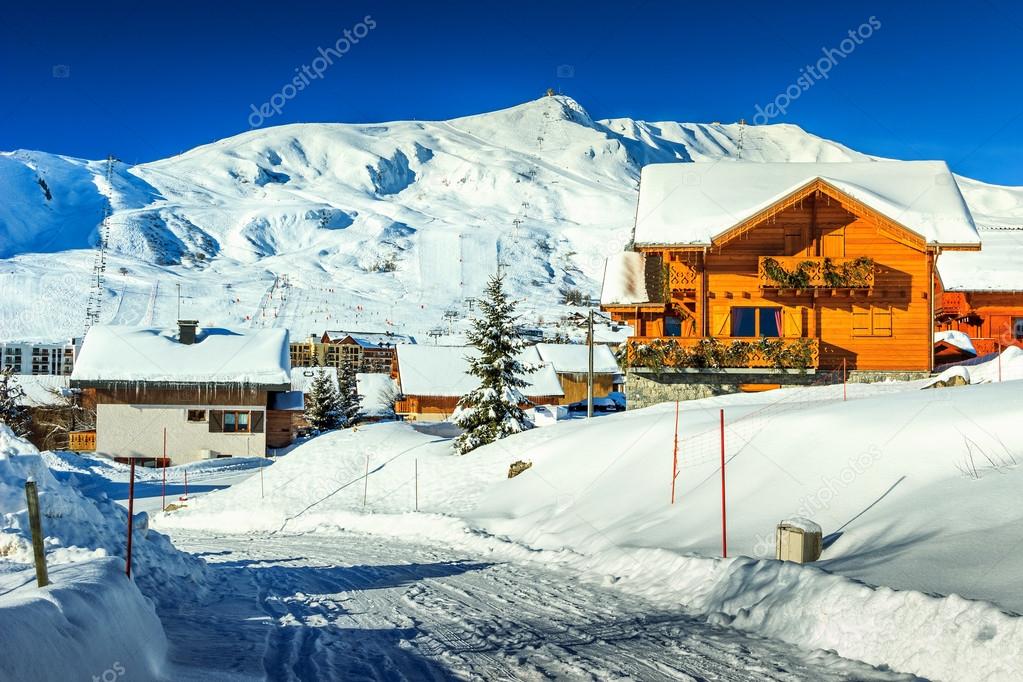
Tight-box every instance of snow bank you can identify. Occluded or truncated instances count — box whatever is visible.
[0,558,167,682]
[0,425,206,606]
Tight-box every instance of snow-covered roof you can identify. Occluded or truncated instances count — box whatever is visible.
[13,375,72,406]
[395,345,564,398]
[600,252,653,305]
[633,161,980,248]
[535,343,620,374]
[357,372,397,417]
[322,331,415,347]
[934,330,977,356]
[937,226,1023,291]
[71,326,291,387]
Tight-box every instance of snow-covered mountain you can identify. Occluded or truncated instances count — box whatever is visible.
[0,95,1019,342]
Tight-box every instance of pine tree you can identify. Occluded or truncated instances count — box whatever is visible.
[304,364,342,432]
[0,367,30,437]
[454,273,536,454]
[337,359,363,428]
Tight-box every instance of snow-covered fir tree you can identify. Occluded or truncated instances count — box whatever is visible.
[453,273,536,454]
[337,359,363,428]
[0,367,30,437]
[304,364,342,432]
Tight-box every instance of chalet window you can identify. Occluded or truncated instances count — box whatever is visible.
[852,306,893,337]
[731,307,782,338]
[208,410,264,434]
[187,409,207,422]
[1013,318,1023,340]
[665,316,682,337]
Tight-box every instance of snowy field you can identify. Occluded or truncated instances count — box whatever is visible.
[149,349,1023,681]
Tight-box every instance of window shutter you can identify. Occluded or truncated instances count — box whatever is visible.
[872,307,893,336]
[209,410,224,433]
[251,411,265,433]
[783,308,803,338]
[852,308,870,335]
[713,307,731,336]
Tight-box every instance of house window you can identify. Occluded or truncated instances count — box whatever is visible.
[852,306,893,337]
[1013,318,1023,341]
[731,307,782,338]
[187,409,207,422]
[224,411,250,433]
[665,316,682,337]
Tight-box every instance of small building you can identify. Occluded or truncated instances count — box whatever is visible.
[935,225,1023,356]
[1,339,79,375]
[69,321,293,465]
[534,343,621,404]
[290,330,415,374]
[393,345,564,422]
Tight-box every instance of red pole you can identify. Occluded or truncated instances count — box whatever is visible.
[671,401,679,504]
[126,458,136,577]
[720,409,727,559]
[161,428,167,511]
[183,470,188,500]
[842,358,847,401]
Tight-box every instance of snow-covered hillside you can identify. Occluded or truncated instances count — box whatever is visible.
[1,95,1020,342]
[0,96,880,343]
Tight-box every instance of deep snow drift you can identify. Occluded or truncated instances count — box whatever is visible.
[158,350,1023,681]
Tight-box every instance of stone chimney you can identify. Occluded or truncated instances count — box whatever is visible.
[178,320,199,345]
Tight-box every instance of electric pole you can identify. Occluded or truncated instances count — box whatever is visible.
[587,309,594,418]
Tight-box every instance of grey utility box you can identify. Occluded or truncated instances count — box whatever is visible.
[776,518,822,564]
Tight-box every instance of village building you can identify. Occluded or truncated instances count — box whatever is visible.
[601,161,983,407]
[935,224,1023,358]
[69,321,293,465]
[533,343,622,404]
[1,339,79,375]
[393,345,564,421]
[290,330,415,374]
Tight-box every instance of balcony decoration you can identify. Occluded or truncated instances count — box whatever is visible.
[623,337,818,372]
[822,256,875,288]
[760,256,875,289]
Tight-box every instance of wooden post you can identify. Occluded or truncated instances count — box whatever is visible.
[125,458,136,578]
[414,458,419,512]
[998,343,1003,382]
[671,401,679,504]
[720,409,728,559]
[260,459,265,499]
[24,481,49,587]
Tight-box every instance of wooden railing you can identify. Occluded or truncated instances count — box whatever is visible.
[626,336,819,370]
[68,430,96,452]
[758,256,875,290]
[936,292,968,318]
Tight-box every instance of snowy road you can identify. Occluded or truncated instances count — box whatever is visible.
[161,529,913,682]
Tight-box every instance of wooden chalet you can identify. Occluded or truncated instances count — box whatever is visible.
[601,161,982,404]
[534,343,621,404]
[69,322,294,465]
[393,345,563,421]
[935,225,1023,357]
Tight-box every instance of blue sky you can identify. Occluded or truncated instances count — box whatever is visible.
[1,1,1021,184]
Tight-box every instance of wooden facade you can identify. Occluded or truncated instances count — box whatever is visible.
[558,373,615,404]
[395,394,562,421]
[605,182,948,372]
[935,284,1023,357]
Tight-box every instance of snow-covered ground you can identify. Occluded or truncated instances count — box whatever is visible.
[153,349,1023,681]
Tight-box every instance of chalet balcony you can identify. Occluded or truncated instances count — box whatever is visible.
[758,256,875,291]
[625,336,819,371]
